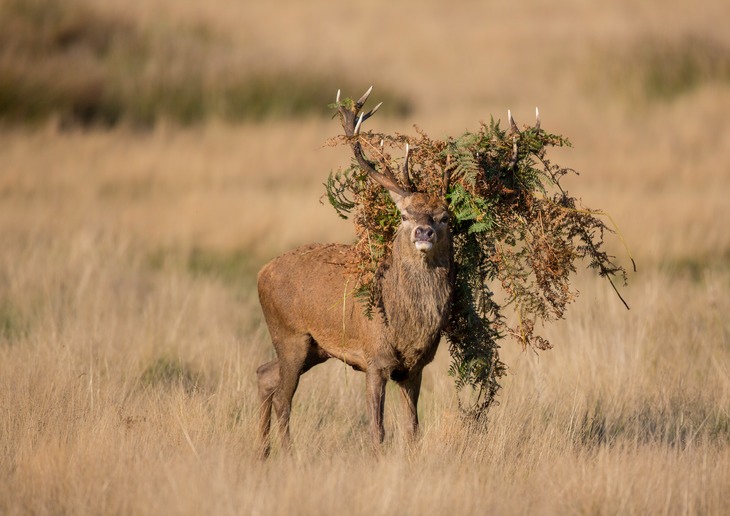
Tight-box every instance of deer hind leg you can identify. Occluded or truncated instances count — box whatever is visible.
[271,334,321,454]
[256,359,280,459]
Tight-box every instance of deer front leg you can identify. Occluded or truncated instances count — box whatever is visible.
[365,368,387,449]
[400,370,422,442]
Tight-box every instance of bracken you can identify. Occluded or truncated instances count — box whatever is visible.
[325,97,631,419]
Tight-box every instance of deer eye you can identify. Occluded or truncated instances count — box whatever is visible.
[401,214,409,222]
[437,214,449,224]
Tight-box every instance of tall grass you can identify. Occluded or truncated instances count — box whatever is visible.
[0,222,727,514]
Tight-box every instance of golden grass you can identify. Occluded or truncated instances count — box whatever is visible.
[1,0,730,513]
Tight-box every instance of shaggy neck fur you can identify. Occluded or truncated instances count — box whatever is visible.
[379,228,453,368]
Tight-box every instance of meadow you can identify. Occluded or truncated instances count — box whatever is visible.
[1,0,729,514]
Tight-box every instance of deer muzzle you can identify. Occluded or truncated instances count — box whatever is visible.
[413,226,436,252]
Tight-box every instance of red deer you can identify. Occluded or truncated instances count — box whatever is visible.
[256,87,453,457]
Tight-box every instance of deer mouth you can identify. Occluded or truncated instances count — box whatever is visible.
[414,240,434,252]
[416,240,433,253]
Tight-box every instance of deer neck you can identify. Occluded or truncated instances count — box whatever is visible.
[378,231,453,359]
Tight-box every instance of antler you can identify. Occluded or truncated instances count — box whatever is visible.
[508,109,520,135]
[508,108,541,133]
[508,109,519,170]
[335,87,410,197]
[507,108,542,169]
[401,143,414,191]
[442,154,451,198]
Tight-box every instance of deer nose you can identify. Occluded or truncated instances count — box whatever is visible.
[414,226,435,242]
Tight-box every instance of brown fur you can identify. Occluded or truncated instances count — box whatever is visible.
[256,192,453,457]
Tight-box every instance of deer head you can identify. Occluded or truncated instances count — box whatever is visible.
[335,87,451,262]
[391,192,451,266]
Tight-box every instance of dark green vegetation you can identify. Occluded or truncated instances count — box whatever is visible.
[599,34,730,102]
[325,105,629,417]
[140,355,202,393]
[0,0,411,127]
[147,246,264,295]
[0,300,29,344]
[572,395,730,448]
[661,249,730,283]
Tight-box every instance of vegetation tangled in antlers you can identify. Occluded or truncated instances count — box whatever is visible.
[324,90,631,419]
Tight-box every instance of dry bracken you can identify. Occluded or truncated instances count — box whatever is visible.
[325,97,630,418]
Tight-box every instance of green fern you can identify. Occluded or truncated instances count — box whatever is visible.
[323,99,628,420]
[324,166,362,219]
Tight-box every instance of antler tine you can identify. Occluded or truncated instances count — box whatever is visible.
[353,112,365,135]
[353,103,384,136]
[336,89,341,103]
[535,107,541,130]
[507,109,520,169]
[508,109,520,134]
[442,154,451,198]
[403,143,410,177]
[361,101,382,122]
[355,85,373,110]
[401,143,414,190]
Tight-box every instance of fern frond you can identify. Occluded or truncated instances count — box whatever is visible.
[323,101,630,421]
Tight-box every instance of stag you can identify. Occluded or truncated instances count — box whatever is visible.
[256,87,453,457]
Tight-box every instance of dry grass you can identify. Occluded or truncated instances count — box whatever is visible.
[1,0,730,514]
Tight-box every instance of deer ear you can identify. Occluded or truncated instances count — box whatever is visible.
[389,190,408,213]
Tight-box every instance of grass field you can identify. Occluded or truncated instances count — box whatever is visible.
[1,0,729,514]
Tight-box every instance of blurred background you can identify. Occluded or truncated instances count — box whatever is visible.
[2,0,729,264]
